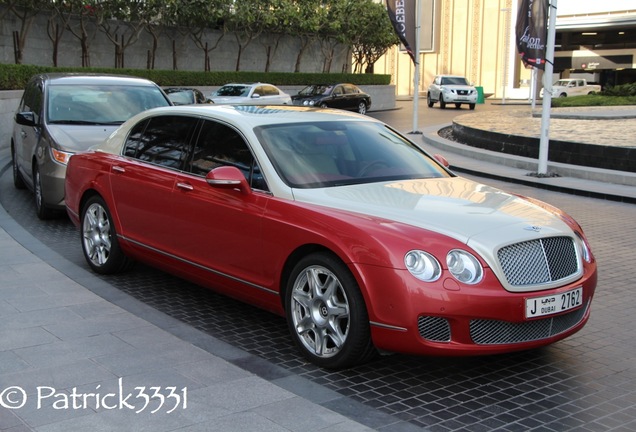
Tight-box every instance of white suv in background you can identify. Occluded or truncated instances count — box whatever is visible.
[427,75,477,110]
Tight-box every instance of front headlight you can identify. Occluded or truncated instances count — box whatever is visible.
[405,250,442,282]
[446,250,483,284]
[50,147,73,165]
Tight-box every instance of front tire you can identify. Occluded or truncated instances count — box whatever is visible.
[439,95,446,109]
[427,93,434,108]
[81,195,133,274]
[33,164,56,220]
[285,252,375,369]
[357,101,367,115]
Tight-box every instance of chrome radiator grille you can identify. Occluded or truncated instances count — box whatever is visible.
[497,236,579,286]
[470,302,588,345]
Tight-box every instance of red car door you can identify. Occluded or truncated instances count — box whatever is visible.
[168,119,271,292]
[109,115,197,252]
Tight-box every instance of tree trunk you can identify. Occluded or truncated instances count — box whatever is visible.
[235,44,243,72]
[172,40,178,70]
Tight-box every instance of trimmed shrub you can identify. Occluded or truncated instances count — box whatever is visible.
[0,64,391,90]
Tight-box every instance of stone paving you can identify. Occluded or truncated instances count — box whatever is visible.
[452,106,636,148]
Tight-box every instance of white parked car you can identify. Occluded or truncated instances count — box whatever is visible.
[540,79,601,98]
[210,83,291,105]
[427,75,477,110]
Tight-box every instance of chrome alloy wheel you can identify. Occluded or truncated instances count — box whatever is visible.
[82,202,112,267]
[290,265,350,359]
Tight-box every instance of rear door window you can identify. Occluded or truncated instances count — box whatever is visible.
[123,115,197,170]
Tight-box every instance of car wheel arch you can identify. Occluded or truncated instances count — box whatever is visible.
[79,189,125,241]
[278,244,370,311]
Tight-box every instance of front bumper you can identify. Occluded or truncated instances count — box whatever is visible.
[442,91,478,104]
[38,151,68,210]
[354,263,597,357]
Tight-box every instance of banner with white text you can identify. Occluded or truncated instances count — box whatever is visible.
[386,0,417,64]
[516,0,548,69]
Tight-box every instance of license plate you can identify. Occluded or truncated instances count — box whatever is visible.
[525,287,583,318]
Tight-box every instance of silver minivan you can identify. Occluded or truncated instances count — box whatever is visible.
[12,73,172,219]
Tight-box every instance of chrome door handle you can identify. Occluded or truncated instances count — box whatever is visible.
[176,182,194,191]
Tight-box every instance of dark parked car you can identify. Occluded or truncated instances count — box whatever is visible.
[291,83,371,114]
[11,73,172,219]
[164,87,211,105]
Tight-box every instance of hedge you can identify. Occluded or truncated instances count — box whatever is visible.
[0,63,391,90]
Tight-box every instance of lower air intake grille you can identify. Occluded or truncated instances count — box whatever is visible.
[470,302,588,345]
[418,316,451,342]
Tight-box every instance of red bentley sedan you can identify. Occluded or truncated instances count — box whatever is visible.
[65,105,597,369]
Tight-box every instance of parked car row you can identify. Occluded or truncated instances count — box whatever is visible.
[208,82,372,114]
[11,73,597,369]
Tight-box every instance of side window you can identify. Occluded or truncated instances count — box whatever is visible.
[333,86,344,96]
[22,81,43,123]
[264,85,278,96]
[123,115,197,169]
[189,120,268,191]
[254,86,265,97]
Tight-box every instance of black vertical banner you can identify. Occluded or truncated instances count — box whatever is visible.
[386,0,417,64]
[516,0,548,70]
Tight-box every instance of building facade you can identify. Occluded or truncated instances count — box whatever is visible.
[377,0,636,99]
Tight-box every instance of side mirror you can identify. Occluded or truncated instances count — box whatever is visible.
[15,111,37,126]
[433,154,450,168]
[205,166,251,194]
[252,93,261,99]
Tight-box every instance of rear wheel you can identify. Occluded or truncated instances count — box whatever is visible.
[81,195,133,274]
[285,252,376,369]
[11,144,25,189]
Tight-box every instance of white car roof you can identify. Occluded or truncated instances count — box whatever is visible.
[131,104,377,128]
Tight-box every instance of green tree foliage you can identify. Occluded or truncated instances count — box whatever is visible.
[1,0,399,73]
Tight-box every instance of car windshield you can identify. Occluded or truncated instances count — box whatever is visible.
[298,85,332,96]
[255,121,452,188]
[215,85,250,97]
[47,84,170,124]
[441,77,469,85]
